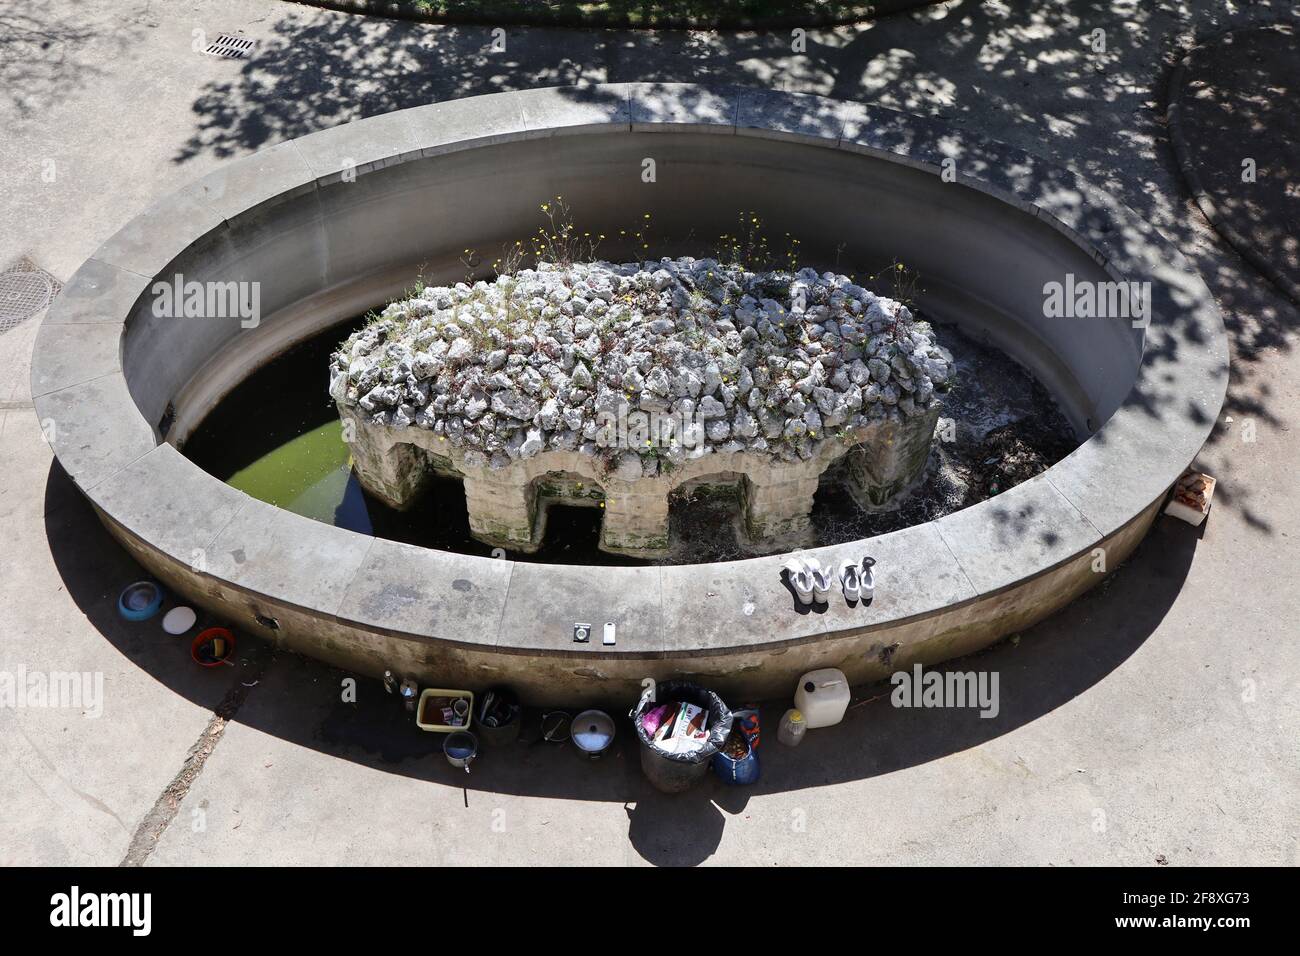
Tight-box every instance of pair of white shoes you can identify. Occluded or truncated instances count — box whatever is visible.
[784,554,876,605]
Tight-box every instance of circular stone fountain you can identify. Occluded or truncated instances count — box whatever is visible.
[33,85,1227,704]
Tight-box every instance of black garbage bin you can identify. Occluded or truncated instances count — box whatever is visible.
[633,680,733,793]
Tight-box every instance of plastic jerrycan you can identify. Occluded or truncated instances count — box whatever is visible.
[793,668,850,728]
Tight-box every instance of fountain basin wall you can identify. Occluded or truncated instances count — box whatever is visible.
[33,86,1227,705]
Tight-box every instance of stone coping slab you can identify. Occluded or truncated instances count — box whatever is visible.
[33,85,1228,667]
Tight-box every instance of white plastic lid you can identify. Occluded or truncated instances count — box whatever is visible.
[162,606,197,635]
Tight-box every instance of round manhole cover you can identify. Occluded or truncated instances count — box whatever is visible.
[0,270,56,334]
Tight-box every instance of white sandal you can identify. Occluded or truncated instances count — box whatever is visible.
[839,560,861,602]
[860,556,876,601]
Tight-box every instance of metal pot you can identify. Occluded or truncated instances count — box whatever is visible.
[443,731,479,773]
[477,686,522,747]
[571,709,616,760]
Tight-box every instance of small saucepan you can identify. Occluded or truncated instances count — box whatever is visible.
[443,731,478,773]
[571,709,616,760]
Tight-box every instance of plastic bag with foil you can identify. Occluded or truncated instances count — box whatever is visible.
[633,679,733,765]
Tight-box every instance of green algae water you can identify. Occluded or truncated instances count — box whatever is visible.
[181,319,375,532]
[224,420,351,520]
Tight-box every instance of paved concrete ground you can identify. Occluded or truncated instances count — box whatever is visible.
[1168,22,1300,303]
[1,0,1297,866]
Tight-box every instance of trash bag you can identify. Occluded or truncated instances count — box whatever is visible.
[633,680,734,793]
[712,730,760,786]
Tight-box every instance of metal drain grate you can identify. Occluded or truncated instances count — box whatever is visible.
[204,34,256,59]
[0,268,58,335]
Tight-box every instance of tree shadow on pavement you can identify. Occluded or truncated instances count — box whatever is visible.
[1168,23,1299,304]
[0,5,145,120]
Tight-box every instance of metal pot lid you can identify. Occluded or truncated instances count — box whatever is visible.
[572,710,616,752]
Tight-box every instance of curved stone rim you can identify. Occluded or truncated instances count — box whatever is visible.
[32,84,1229,662]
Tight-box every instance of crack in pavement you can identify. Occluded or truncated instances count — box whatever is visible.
[118,654,270,867]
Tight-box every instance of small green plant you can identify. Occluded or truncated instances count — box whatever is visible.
[531,195,603,268]
[878,258,922,309]
[715,211,802,272]
[492,240,527,278]
[458,248,481,283]
[783,232,802,274]
[863,259,924,341]
[716,211,771,270]
[617,211,653,261]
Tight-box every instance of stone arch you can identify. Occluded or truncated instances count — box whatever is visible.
[667,470,752,555]
[346,434,434,511]
[530,470,607,509]
[668,466,824,551]
[530,469,607,550]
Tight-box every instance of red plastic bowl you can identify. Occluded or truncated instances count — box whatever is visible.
[191,627,236,667]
